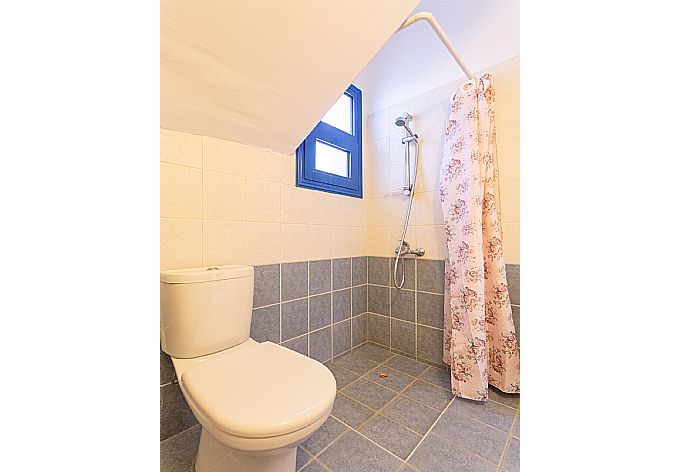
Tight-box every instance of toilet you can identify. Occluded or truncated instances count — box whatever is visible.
[161,265,336,472]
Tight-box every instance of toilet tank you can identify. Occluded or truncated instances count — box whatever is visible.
[160,265,254,358]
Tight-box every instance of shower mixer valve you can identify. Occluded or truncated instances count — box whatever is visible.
[395,240,425,257]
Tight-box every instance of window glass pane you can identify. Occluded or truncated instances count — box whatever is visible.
[321,94,352,134]
[314,140,349,177]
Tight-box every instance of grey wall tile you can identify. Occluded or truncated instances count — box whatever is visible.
[352,285,367,316]
[332,257,352,290]
[417,325,444,366]
[417,259,445,294]
[391,319,416,356]
[281,298,308,340]
[309,326,332,362]
[251,304,280,343]
[512,305,520,345]
[333,319,352,356]
[160,347,175,385]
[281,262,308,301]
[281,334,308,356]
[391,257,415,290]
[391,289,415,321]
[367,285,390,315]
[505,264,520,305]
[333,288,352,323]
[309,259,332,295]
[367,256,390,286]
[352,256,367,286]
[367,313,390,347]
[309,293,332,331]
[253,264,280,307]
[417,292,444,328]
[160,383,198,441]
[160,424,201,472]
[352,314,367,347]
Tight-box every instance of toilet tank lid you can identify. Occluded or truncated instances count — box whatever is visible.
[161,265,254,284]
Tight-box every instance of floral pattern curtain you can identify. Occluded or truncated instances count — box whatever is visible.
[440,74,520,401]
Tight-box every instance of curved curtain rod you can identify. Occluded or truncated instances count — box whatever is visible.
[397,11,476,80]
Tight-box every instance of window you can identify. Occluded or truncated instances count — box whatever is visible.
[296,84,362,198]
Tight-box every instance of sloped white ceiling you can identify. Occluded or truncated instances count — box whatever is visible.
[161,0,419,154]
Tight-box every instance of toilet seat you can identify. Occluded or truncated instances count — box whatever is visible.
[179,341,336,442]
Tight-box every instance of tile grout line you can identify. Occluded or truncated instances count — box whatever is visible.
[404,394,455,462]
[328,413,408,465]
[497,403,520,470]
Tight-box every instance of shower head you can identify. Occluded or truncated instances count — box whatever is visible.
[395,113,412,127]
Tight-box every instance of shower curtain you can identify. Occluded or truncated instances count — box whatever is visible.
[440,74,520,401]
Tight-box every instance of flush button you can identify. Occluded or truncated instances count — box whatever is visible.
[206,267,220,271]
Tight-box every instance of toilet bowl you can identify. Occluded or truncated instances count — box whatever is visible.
[161,265,336,472]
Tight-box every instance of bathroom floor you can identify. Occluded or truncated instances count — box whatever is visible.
[161,342,519,472]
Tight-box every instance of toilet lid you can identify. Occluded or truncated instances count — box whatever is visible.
[180,342,336,439]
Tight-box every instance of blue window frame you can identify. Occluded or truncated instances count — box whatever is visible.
[296,84,362,198]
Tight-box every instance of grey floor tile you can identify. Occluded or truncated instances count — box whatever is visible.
[309,293,332,331]
[397,465,417,472]
[382,395,441,435]
[160,424,201,472]
[417,259,445,294]
[513,412,520,438]
[253,263,280,307]
[301,460,328,472]
[282,261,308,301]
[318,430,402,472]
[364,367,415,392]
[297,446,313,470]
[281,334,308,356]
[331,393,375,429]
[160,348,175,385]
[333,258,352,291]
[352,256,367,286]
[418,365,451,390]
[251,304,280,343]
[302,416,347,456]
[402,380,453,411]
[368,256,391,286]
[358,414,422,460]
[352,342,394,363]
[309,259,332,295]
[500,437,519,472]
[367,313,391,346]
[489,385,520,409]
[310,327,332,363]
[342,378,397,410]
[160,383,199,441]
[325,362,360,390]
[333,288,352,323]
[281,298,308,340]
[433,409,509,464]
[391,288,415,322]
[505,264,520,305]
[332,352,379,375]
[450,397,517,432]
[384,355,429,377]
[409,433,495,472]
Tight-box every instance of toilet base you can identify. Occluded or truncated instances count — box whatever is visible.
[194,428,297,472]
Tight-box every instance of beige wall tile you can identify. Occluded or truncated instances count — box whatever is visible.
[368,137,389,170]
[389,135,406,167]
[391,225,415,252]
[414,191,443,226]
[502,222,520,265]
[246,222,281,265]
[247,178,281,222]
[203,170,246,221]
[160,162,202,219]
[366,226,390,257]
[389,195,414,227]
[350,198,365,227]
[366,108,388,142]
[309,225,332,260]
[332,195,356,227]
[389,164,405,193]
[160,129,202,168]
[281,185,309,224]
[365,197,390,228]
[365,167,389,198]
[499,179,519,225]
[203,136,246,176]
[246,147,283,183]
[308,191,332,225]
[332,226,356,259]
[281,224,309,262]
[415,224,447,260]
[282,153,297,185]
[415,157,441,193]
[160,218,202,270]
[202,220,247,266]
